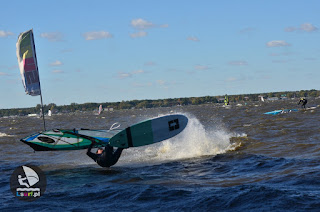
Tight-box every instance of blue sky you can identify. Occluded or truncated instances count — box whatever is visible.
[0,0,319,109]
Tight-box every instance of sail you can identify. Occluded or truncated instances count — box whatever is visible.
[16,29,41,96]
[20,129,121,151]
[22,166,39,187]
[98,105,103,115]
[224,95,229,105]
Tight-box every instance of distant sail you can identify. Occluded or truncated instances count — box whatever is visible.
[98,105,103,115]
[224,95,229,105]
[16,29,41,96]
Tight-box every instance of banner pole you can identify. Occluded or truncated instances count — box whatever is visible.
[39,92,46,131]
[31,29,46,131]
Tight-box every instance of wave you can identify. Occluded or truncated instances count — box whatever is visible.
[31,113,245,168]
[0,132,13,137]
[119,113,242,166]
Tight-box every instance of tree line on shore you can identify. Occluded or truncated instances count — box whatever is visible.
[1,89,319,117]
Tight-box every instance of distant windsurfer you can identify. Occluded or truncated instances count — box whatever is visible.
[298,97,307,109]
[87,141,125,167]
[224,94,229,106]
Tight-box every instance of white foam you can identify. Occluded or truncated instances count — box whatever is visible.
[0,132,13,137]
[119,113,238,166]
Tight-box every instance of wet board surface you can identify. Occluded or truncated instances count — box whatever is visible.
[109,114,188,148]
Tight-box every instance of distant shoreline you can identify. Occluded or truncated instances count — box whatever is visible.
[1,89,319,117]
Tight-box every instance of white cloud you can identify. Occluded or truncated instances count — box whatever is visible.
[228,61,248,66]
[52,70,64,73]
[50,60,63,66]
[131,18,155,30]
[132,70,145,74]
[266,40,290,47]
[129,18,168,39]
[0,30,14,38]
[83,31,113,40]
[117,72,132,79]
[300,23,318,32]
[40,32,64,42]
[130,31,147,38]
[117,69,146,79]
[187,36,199,42]
[194,65,210,70]
[285,23,318,32]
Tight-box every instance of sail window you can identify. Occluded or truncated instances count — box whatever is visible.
[37,136,55,143]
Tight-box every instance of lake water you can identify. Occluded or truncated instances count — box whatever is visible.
[1,99,320,211]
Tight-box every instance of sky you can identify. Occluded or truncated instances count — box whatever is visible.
[0,0,319,109]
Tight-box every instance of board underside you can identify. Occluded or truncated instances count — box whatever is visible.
[109,114,188,148]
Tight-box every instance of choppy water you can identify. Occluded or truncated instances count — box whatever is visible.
[1,100,320,211]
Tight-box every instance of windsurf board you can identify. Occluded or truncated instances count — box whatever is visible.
[109,114,188,148]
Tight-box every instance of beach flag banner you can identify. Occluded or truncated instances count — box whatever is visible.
[16,29,46,130]
[16,29,41,96]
